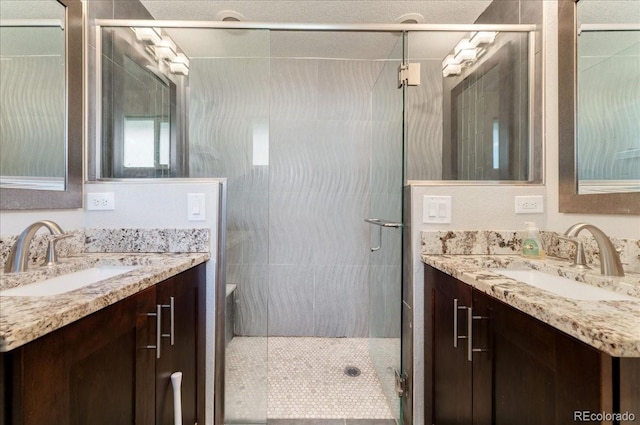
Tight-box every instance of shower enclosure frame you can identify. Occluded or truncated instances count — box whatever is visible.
[93,20,537,425]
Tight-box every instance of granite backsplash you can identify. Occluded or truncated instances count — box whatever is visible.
[0,228,210,270]
[421,230,640,274]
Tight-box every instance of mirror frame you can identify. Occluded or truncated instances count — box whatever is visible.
[0,0,83,210]
[558,0,640,214]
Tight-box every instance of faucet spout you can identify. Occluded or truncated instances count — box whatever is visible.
[564,223,625,277]
[4,220,65,273]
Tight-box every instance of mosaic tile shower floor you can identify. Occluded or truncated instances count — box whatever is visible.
[225,337,398,423]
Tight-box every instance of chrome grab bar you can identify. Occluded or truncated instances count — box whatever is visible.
[365,218,403,252]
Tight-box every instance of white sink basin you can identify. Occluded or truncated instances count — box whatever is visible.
[493,269,636,301]
[0,266,138,297]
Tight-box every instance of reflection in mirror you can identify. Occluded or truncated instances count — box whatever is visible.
[577,0,640,194]
[558,0,640,214]
[0,1,65,190]
[407,28,538,182]
[100,26,188,178]
[444,32,531,180]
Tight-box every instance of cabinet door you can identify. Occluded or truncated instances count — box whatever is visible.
[6,286,157,425]
[490,294,603,424]
[433,271,473,424]
[470,290,491,425]
[155,265,205,425]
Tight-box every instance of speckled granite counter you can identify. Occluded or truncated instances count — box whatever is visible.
[0,252,209,352]
[421,254,640,358]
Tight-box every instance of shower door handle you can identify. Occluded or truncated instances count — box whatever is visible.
[364,218,403,228]
[365,218,403,252]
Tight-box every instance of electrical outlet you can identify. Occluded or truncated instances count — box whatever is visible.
[515,195,543,214]
[86,192,115,211]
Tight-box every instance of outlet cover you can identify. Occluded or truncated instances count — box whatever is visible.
[86,192,115,211]
[515,195,544,214]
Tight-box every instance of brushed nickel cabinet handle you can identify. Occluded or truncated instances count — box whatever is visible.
[467,307,490,362]
[161,296,175,346]
[453,298,468,348]
[145,304,162,359]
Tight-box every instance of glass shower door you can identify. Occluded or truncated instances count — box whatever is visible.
[367,34,405,424]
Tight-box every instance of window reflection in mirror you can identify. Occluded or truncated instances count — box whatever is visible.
[0,1,66,190]
[576,0,640,194]
[101,27,188,178]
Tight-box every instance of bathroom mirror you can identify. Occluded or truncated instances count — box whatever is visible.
[558,0,640,214]
[0,0,83,209]
[407,27,541,183]
[99,26,189,179]
[441,32,532,181]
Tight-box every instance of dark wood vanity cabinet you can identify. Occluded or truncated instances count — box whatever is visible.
[1,263,206,425]
[426,264,638,425]
[431,268,491,424]
[155,265,206,425]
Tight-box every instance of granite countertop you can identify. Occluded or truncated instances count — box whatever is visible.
[421,254,640,358]
[0,252,210,352]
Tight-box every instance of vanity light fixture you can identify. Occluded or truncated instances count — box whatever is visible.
[169,54,190,75]
[442,32,498,77]
[133,27,162,44]
[453,38,477,63]
[153,38,178,62]
[469,31,497,47]
[442,55,462,76]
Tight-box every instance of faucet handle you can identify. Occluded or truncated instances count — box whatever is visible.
[46,234,72,267]
[557,235,590,270]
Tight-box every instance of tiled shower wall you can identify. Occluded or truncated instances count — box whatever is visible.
[190,54,401,338]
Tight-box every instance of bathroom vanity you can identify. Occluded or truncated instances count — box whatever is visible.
[0,254,208,425]
[423,256,640,424]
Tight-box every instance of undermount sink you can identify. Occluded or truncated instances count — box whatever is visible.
[493,269,636,301]
[0,266,138,297]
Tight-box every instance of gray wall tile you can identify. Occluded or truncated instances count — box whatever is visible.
[314,265,369,337]
[268,265,315,336]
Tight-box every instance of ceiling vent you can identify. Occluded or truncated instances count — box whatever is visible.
[216,10,245,22]
[394,13,425,24]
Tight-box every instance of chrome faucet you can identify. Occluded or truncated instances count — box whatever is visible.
[4,220,69,273]
[564,223,625,277]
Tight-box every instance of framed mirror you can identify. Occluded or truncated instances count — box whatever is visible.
[98,26,189,179]
[0,0,83,210]
[558,0,640,214]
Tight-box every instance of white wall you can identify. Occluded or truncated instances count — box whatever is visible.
[0,209,84,236]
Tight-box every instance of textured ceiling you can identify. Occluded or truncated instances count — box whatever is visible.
[140,1,492,25]
[140,0,494,60]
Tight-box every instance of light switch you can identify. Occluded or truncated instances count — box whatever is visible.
[423,196,452,224]
[188,193,206,221]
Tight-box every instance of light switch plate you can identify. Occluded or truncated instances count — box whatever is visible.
[187,193,206,221]
[423,196,452,223]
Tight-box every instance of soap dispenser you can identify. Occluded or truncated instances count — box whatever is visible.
[522,222,545,258]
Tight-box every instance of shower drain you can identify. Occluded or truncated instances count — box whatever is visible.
[344,366,361,377]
